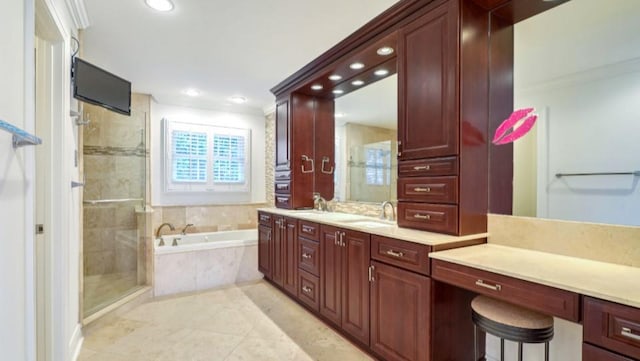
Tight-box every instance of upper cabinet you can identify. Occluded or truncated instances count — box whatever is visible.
[273,93,335,209]
[398,0,458,160]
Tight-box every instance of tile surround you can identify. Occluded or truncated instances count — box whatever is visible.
[152,204,265,237]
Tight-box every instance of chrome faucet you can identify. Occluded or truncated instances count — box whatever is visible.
[380,201,396,221]
[313,193,328,212]
[156,223,175,246]
[181,223,194,235]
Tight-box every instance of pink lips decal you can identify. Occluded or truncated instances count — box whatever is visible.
[492,108,538,145]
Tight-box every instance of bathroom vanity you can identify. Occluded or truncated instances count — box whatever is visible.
[258,208,487,361]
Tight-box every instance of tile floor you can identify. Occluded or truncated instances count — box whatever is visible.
[78,281,373,361]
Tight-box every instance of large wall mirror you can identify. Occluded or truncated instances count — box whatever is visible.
[511,0,640,227]
[333,75,397,203]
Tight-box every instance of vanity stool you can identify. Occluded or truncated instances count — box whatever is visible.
[471,295,554,361]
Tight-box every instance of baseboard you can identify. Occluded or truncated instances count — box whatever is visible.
[69,323,83,361]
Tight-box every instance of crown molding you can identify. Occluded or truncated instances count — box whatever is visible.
[65,0,90,29]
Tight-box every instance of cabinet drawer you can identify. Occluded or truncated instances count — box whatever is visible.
[297,220,319,242]
[298,237,320,276]
[584,297,640,359]
[398,176,458,204]
[371,235,431,275]
[397,202,458,234]
[258,212,272,226]
[298,269,320,312]
[583,343,634,361]
[274,181,291,194]
[432,259,580,322]
[398,157,458,177]
[275,170,291,180]
[275,195,292,209]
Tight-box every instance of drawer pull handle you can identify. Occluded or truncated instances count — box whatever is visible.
[302,253,312,259]
[276,184,288,189]
[414,187,431,192]
[302,286,312,294]
[386,250,404,258]
[475,279,502,291]
[277,197,288,203]
[413,165,431,171]
[622,327,640,341]
[414,214,431,220]
[302,225,314,233]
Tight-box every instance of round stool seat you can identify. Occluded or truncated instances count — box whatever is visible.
[471,296,554,343]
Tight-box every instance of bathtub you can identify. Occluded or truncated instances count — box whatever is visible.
[153,229,262,296]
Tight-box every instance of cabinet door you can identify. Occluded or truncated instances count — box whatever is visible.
[370,261,431,361]
[398,0,458,160]
[258,224,272,278]
[282,218,298,296]
[275,100,290,171]
[341,229,371,345]
[271,216,284,286]
[320,225,342,327]
[314,97,335,200]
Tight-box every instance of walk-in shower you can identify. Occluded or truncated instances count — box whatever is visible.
[81,94,149,317]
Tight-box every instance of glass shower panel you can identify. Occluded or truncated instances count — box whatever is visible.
[82,99,148,318]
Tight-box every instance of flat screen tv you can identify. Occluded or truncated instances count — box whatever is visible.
[72,57,131,116]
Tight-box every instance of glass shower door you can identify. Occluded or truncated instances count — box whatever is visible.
[82,98,148,317]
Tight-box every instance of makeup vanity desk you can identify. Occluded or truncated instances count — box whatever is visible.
[430,244,640,360]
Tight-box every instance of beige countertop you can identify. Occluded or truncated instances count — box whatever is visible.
[430,243,640,309]
[258,207,487,249]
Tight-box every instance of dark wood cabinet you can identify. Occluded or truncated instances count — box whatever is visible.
[583,343,634,361]
[258,224,272,278]
[273,93,335,210]
[271,215,297,297]
[395,0,501,235]
[584,297,640,360]
[320,225,371,345]
[398,0,458,161]
[370,261,431,361]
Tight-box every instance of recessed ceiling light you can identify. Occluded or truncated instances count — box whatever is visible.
[352,80,365,86]
[184,88,200,97]
[145,0,174,12]
[332,89,344,95]
[377,47,394,56]
[350,62,365,70]
[311,84,323,91]
[374,69,390,76]
[328,74,342,81]
[335,113,345,118]
[228,96,247,104]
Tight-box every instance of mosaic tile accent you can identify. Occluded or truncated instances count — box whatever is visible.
[265,111,275,207]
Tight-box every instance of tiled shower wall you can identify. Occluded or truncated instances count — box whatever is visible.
[83,93,150,276]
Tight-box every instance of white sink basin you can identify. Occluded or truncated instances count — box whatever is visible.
[345,220,395,228]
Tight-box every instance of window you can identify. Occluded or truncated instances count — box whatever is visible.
[164,119,251,193]
[365,146,391,186]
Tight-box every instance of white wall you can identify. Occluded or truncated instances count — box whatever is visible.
[514,0,640,226]
[0,0,82,360]
[0,1,29,359]
[150,101,266,206]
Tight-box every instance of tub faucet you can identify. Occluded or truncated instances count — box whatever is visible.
[181,224,194,235]
[156,223,175,246]
[380,201,396,222]
[313,193,328,212]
